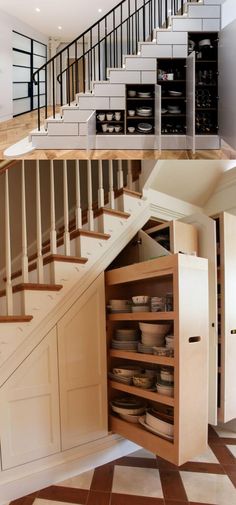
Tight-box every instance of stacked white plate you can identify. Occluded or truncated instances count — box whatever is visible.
[168,105,181,114]
[139,408,174,440]
[168,90,183,97]
[132,304,150,313]
[115,328,139,341]
[139,322,171,348]
[156,379,174,397]
[111,339,138,351]
[109,299,131,313]
[137,91,151,97]
[137,123,153,133]
[110,397,146,416]
[136,107,152,117]
[165,335,174,349]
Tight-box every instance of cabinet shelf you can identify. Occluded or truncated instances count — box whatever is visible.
[109,349,175,366]
[162,97,186,100]
[109,380,174,407]
[157,80,185,83]
[162,114,186,117]
[127,97,154,100]
[127,116,155,120]
[108,311,175,321]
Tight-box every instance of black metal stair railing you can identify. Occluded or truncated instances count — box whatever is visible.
[32,0,197,131]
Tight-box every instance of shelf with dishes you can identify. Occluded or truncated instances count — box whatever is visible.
[105,254,208,464]
[157,58,186,136]
[96,110,125,135]
[126,84,155,135]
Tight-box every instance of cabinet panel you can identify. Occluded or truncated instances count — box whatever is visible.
[58,273,108,450]
[155,84,161,150]
[0,328,60,469]
[186,52,196,153]
[180,213,218,425]
[219,20,236,150]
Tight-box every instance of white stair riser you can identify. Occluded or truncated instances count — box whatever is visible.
[173,45,188,58]
[78,96,109,110]
[47,123,79,136]
[22,291,62,319]
[75,236,108,259]
[125,57,156,71]
[50,262,86,285]
[109,70,141,84]
[97,214,128,235]
[141,71,157,84]
[62,109,92,122]
[141,44,172,58]
[202,18,220,30]
[96,135,156,150]
[172,18,202,31]
[93,83,125,97]
[156,31,188,45]
[31,135,87,149]
[188,5,221,17]
[116,194,142,214]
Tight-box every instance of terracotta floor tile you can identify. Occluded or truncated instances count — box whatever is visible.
[10,493,38,505]
[114,456,158,468]
[111,493,164,505]
[37,486,88,503]
[179,462,224,474]
[222,465,236,488]
[210,444,236,465]
[90,463,114,493]
[86,490,110,505]
[159,470,187,502]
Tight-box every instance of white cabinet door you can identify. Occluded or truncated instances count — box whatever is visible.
[219,20,236,151]
[186,52,196,153]
[155,84,162,150]
[58,273,108,451]
[221,213,236,422]
[180,213,218,425]
[0,328,61,469]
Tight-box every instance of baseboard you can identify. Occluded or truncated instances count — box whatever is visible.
[0,114,12,123]
[0,433,139,504]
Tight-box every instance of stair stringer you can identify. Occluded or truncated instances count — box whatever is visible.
[0,196,151,387]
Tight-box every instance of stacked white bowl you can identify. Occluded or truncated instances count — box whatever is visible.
[139,322,171,348]
[109,299,131,313]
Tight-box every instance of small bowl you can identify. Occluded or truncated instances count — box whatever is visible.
[165,336,174,349]
[156,382,174,397]
[139,322,171,336]
[128,110,135,117]
[128,126,135,133]
[97,114,105,121]
[133,374,154,389]
[132,296,150,305]
[153,346,170,357]
[108,126,114,133]
[128,90,136,97]
[160,368,174,383]
[115,112,121,121]
[106,113,113,121]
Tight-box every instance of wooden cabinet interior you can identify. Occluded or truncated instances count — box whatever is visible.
[126,84,155,135]
[157,58,187,135]
[146,220,198,255]
[105,254,209,465]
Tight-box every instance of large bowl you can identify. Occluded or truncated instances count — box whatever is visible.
[133,374,153,389]
[109,299,131,309]
[141,333,165,347]
[132,305,150,313]
[113,366,143,377]
[156,382,174,397]
[132,295,150,305]
[146,409,174,436]
[165,335,174,349]
[160,367,174,383]
[153,346,170,357]
[139,322,171,336]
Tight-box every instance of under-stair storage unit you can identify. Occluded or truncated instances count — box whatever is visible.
[105,254,209,465]
[157,59,187,136]
[213,212,236,424]
[126,84,156,135]
[146,220,198,255]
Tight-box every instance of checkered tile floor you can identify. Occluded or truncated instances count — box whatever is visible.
[10,427,236,505]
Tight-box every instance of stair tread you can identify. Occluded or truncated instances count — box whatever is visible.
[96,207,130,219]
[0,315,33,323]
[0,284,63,297]
[115,188,142,199]
[44,254,88,264]
[70,229,110,240]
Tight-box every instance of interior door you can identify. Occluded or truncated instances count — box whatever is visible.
[155,84,162,151]
[186,52,196,153]
[180,213,218,425]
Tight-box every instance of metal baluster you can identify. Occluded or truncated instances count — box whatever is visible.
[110,33,112,68]
[154,0,156,30]
[5,169,13,315]
[67,48,71,106]
[83,35,85,93]
[109,160,115,209]
[21,161,29,283]
[75,160,82,229]
[113,11,116,67]
[98,25,101,81]
[117,160,124,189]
[90,30,93,87]
[36,160,44,283]
[50,160,57,254]
[120,4,123,67]
[143,0,146,40]
[181,0,184,16]
[165,0,168,28]
[75,42,78,95]
[105,17,107,81]
[72,64,75,100]
[52,59,55,118]
[98,160,104,208]
[135,0,138,54]
[63,160,70,256]
[60,53,63,106]
[87,160,94,231]
[37,73,40,130]
[45,66,48,121]
[128,0,130,54]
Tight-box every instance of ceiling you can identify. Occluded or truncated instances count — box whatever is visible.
[0,0,120,39]
[151,161,236,207]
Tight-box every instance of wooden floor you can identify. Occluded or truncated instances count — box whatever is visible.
[1,109,236,160]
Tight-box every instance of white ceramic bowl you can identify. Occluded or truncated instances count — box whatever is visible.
[108,126,114,133]
[128,126,135,133]
[132,305,150,313]
[160,368,174,383]
[156,382,174,397]
[116,328,137,336]
[165,336,174,349]
[109,299,130,309]
[153,346,170,357]
[141,333,165,346]
[139,322,171,336]
[119,412,141,423]
[146,411,174,436]
[115,126,121,133]
[132,296,150,305]
[128,90,136,97]
[128,110,135,117]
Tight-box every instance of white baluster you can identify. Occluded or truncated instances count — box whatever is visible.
[36,160,44,283]
[127,160,133,190]
[75,160,82,229]
[108,160,115,209]
[50,160,57,254]
[5,169,13,315]
[63,160,70,255]
[98,160,104,208]
[87,160,94,231]
[21,160,29,283]
[117,159,124,189]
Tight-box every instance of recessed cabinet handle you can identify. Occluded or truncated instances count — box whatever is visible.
[231,329,236,334]
[189,336,201,343]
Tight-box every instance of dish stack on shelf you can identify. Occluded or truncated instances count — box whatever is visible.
[126,84,155,135]
[108,299,131,313]
[139,408,174,440]
[110,397,146,424]
[109,364,143,385]
[111,327,139,351]
[138,322,171,355]
[131,295,150,313]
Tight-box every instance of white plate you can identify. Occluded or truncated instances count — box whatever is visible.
[119,412,141,423]
[139,417,174,440]
[137,123,153,132]
[111,404,146,416]
[168,91,183,96]
[137,92,151,97]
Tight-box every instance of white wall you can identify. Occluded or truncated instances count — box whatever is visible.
[221,0,236,28]
[0,9,48,122]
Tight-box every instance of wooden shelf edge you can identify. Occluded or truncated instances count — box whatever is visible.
[109,380,174,407]
[109,349,175,366]
[108,311,175,321]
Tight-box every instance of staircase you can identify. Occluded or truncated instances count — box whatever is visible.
[0,160,152,384]
[4,0,224,155]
